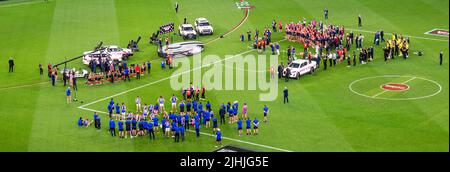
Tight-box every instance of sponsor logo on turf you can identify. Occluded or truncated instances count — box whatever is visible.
[425,29,449,37]
[381,83,410,91]
[235,0,254,9]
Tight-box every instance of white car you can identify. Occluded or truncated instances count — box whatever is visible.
[195,18,213,35]
[179,24,197,40]
[82,45,132,65]
[282,59,317,79]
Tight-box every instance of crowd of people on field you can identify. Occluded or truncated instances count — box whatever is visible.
[86,60,152,85]
[77,85,267,147]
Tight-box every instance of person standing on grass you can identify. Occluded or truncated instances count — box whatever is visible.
[135,64,141,80]
[39,64,43,75]
[215,128,222,147]
[66,87,71,103]
[212,116,218,133]
[131,117,137,138]
[107,102,114,119]
[246,118,251,135]
[180,122,185,142]
[358,14,362,27]
[8,57,14,73]
[175,2,179,13]
[135,96,141,113]
[324,8,328,20]
[72,76,78,91]
[174,124,180,142]
[237,118,243,136]
[125,118,131,139]
[147,119,155,140]
[93,112,99,129]
[109,118,116,137]
[283,87,289,104]
[146,61,151,74]
[219,103,226,125]
[195,118,200,137]
[201,86,206,100]
[242,103,248,119]
[277,63,283,79]
[118,118,124,139]
[440,50,443,65]
[62,71,67,87]
[284,68,290,82]
[124,67,130,82]
[253,118,259,135]
[263,105,269,123]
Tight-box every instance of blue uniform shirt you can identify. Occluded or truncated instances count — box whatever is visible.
[153,117,159,126]
[118,121,124,130]
[115,105,120,113]
[237,120,243,129]
[147,122,153,130]
[216,131,221,140]
[195,121,200,129]
[109,120,115,129]
[246,119,251,129]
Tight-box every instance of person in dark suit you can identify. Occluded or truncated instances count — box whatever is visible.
[8,57,14,73]
[440,50,443,65]
[175,2,179,13]
[277,63,284,79]
[283,87,289,104]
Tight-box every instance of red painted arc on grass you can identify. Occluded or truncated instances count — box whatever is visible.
[381,83,410,91]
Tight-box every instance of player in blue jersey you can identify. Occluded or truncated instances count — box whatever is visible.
[263,105,269,123]
[115,103,120,120]
[118,118,124,138]
[246,118,251,135]
[152,115,159,133]
[253,118,259,135]
[195,119,200,137]
[237,118,243,136]
[109,118,116,137]
[125,118,131,139]
[215,128,222,147]
[212,116,218,133]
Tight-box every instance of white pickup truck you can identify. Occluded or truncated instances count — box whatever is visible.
[195,18,213,35]
[179,24,197,40]
[282,59,317,79]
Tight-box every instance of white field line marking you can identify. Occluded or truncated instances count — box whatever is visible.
[349,75,442,100]
[78,38,287,109]
[79,108,292,152]
[0,81,49,91]
[0,0,53,8]
[347,28,449,42]
[371,77,417,98]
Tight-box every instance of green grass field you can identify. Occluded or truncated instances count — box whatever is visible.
[0,0,448,152]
